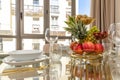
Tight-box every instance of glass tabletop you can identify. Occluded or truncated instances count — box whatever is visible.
[0,56,71,80]
[0,52,113,80]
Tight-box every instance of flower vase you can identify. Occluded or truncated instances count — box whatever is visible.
[70,53,103,80]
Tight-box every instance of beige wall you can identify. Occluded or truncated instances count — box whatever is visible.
[116,0,120,22]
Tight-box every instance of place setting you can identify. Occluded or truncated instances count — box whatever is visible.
[0,50,50,80]
[2,50,50,66]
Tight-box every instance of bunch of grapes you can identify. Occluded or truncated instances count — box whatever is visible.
[93,31,108,40]
[87,26,100,34]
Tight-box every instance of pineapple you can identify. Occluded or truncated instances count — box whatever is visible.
[64,16,88,43]
[84,26,99,43]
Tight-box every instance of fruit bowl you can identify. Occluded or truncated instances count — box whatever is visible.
[70,41,104,55]
[8,50,42,61]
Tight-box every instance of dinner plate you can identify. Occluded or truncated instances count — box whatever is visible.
[2,55,50,66]
[8,50,42,61]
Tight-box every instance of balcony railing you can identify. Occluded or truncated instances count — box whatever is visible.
[0,0,1,9]
[11,4,43,17]
[51,25,59,30]
[50,31,66,37]
[50,5,59,14]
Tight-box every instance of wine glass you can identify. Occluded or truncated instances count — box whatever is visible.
[110,59,120,80]
[108,24,114,43]
[108,23,120,55]
[45,28,60,62]
[49,61,62,79]
[108,23,120,45]
[49,43,62,62]
[45,28,58,44]
[111,68,120,80]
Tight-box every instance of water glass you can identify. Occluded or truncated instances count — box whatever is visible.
[115,44,120,56]
[111,69,120,80]
[49,70,59,80]
[111,62,120,80]
[108,56,120,80]
[50,61,62,79]
[49,61,62,80]
[108,23,120,53]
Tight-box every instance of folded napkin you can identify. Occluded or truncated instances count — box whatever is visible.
[0,63,12,74]
[0,63,48,79]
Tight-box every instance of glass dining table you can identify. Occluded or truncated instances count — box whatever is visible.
[0,53,71,80]
[0,51,114,80]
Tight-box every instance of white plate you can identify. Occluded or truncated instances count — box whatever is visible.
[8,50,42,61]
[9,50,42,54]
[2,55,50,66]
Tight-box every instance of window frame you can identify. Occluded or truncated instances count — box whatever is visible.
[0,0,75,51]
[0,0,1,9]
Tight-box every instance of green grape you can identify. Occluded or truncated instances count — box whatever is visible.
[84,26,99,43]
[87,26,99,34]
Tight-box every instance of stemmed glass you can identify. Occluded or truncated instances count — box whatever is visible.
[111,68,120,80]
[108,23,120,55]
[45,28,58,44]
[108,23,120,44]
[49,61,62,80]
[45,28,61,62]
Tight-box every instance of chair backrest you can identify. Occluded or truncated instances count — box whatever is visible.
[43,44,63,56]
[43,44,50,54]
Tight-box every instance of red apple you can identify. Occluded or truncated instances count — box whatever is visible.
[70,42,77,50]
[73,43,83,54]
[82,41,95,52]
[95,43,104,54]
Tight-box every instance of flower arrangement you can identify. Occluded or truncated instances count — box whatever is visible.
[64,15,108,55]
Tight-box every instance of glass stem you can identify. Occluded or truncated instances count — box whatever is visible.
[49,41,54,61]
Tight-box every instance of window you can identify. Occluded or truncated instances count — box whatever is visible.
[52,0,58,1]
[33,0,39,6]
[24,0,43,34]
[0,38,3,51]
[50,0,72,38]
[0,0,16,52]
[51,16,58,29]
[0,0,76,52]
[50,5,59,13]
[66,10,71,18]
[0,0,1,9]
[76,0,91,29]
[33,0,39,12]
[32,24,40,33]
[76,0,91,15]
[0,23,1,30]
[66,0,71,6]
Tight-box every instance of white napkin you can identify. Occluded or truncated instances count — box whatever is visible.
[0,63,12,74]
[0,63,40,79]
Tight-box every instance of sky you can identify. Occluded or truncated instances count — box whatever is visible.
[78,0,90,16]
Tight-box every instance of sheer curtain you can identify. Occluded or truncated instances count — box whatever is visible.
[90,0,115,31]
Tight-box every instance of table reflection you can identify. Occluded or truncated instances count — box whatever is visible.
[0,55,71,80]
[0,49,114,80]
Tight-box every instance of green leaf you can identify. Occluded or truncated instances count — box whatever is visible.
[65,21,75,28]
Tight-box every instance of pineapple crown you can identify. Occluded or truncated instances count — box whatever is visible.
[64,15,98,43]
